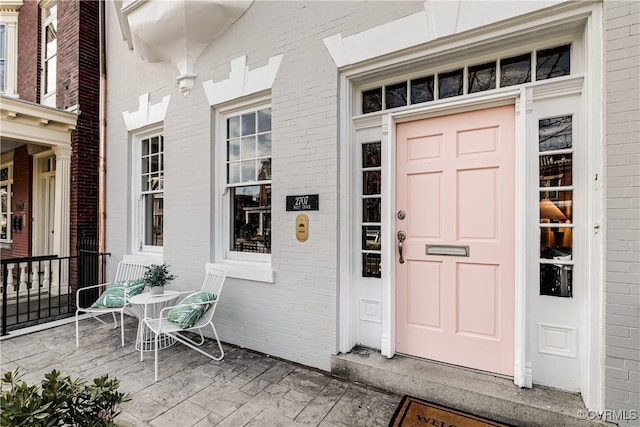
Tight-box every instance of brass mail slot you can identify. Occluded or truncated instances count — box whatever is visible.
[425,245,469,257]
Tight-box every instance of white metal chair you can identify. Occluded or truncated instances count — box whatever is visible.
[75,259,152,347]
[142,264,226,381]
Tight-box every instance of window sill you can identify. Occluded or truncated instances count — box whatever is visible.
[215,260,275,283]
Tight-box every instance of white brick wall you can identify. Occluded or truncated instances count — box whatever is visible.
[604,1,640,425]
[105,1,424,370]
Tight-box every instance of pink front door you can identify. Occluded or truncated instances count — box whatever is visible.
[395,105,515,376]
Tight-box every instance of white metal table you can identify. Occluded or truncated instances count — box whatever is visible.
[129,291,180,353]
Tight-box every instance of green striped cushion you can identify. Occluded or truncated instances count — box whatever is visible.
[167,292,217,329]
[90,279,145,308]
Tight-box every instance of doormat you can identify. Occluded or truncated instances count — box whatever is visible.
[389,396,512,427]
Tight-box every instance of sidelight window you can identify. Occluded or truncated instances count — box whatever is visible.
[361,141,382,277]
[538,115,574,297]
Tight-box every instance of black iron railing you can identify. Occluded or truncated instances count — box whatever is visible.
[1,251,111,336]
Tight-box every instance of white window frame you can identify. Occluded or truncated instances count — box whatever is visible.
[0,163,12,244]
[0,3,19,97]
[213,95,275,283]
[131,126,164,256]
[0,23,6,93]
[40,0,57,107]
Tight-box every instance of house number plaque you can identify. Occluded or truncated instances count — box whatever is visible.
[286,195,319,211]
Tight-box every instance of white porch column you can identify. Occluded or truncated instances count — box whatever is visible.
[51,145,71,294]
[52,145,71,257]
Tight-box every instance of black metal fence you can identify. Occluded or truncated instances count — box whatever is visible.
[1,250,111,336]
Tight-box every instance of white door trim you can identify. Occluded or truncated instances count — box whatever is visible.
[335,2,603,410]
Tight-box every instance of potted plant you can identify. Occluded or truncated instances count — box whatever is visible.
[143,263,176,295]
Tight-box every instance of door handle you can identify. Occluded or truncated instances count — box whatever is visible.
[397,230,406,264]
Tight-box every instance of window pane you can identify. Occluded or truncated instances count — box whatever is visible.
[468,62,496,93]
[231,185,271,254]
[539,116,572,151]
[258,159,271,180]
[540,264,572,297]
[228,162,240,184]
[241,112,255,136]
[45,57,56,94]
[362,88,382,114]
[540,227,572,259]
[0,25,5,58]
[241,160,256,182]
[362,253,382,278]
[45,22,57,58]
[362,225,381,251]
[258,108,271,132]
[257,134,271,157]
[438,69,463,99]
[0,168,7,181]
[385,82,407,109]
[1,214,7,240]
[228,116,240,138]
[363,171,381,195]
[362,142,381,168]
[1,184,7,211]
[410,76,434,104]
[150,136,160,154]
[363,198,381,223]
[540,153,573,187]
[143,193,163,246]
[228,138,240,161]
[539,191,572,222]
[500,53,531,87]
[241,136,256,159]
[537,45,570,81]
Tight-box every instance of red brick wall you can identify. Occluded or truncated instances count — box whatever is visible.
[67,0,100,254]
[3,146,32,258]
[16,0,40,102]
[11,0,100,259]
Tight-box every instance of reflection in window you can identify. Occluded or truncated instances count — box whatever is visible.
[386,82,407,109]
[227,108,272,254]
[363,88,382,114]
[42,2,57,96]
[537,45,570,81]
[501,53,531,87]
[362,141,382,278]
[468,62,496,93]
[538,116,573,297]
[410,76,434,104]
[438,69,463,99]
[0,167,10,241]
[538,116,572,151]
[140,135,164,247]
[0,24,6,93]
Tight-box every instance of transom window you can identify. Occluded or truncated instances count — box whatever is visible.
[226,108,272,254]
[362,44,570,114]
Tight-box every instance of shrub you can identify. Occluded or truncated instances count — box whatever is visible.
[0,368,130,426]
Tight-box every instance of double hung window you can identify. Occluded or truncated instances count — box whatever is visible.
[136,132,164,252]
[224,107,272,256]
[41,1,57,106]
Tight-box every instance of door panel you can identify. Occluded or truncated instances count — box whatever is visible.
[395,105,515,376]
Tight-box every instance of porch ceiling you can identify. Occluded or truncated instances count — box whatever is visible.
[0,95,77,150]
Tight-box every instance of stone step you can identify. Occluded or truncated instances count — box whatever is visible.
[331,346,609,427]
